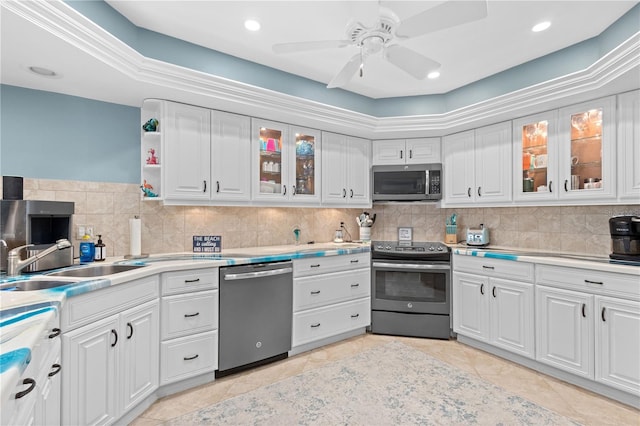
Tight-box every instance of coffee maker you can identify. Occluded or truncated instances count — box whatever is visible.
[0,200,75,272]
[609,215,640,262]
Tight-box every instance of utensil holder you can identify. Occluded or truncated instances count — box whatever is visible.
[359,226,371,242]
[445,225,457,244]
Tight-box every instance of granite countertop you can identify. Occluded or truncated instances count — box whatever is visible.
[0,241,370,407]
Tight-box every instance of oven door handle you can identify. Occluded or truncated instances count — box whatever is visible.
[372,262,451,271]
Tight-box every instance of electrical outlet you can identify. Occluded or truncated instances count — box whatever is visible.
[77,226,85,239]
[86,226,94,238]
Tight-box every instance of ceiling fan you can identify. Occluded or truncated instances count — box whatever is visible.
[272,1,488,89]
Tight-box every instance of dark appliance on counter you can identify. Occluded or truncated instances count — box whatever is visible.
[0,200,75,272]
[372,163,442,202]
[609,215,640,262]
[217,261,293,377]
[371,241,451,339]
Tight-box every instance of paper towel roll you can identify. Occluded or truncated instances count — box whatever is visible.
[129,217,142,256]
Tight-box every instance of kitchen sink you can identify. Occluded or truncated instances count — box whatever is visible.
[47,264,146,278]
[5,280,77,291]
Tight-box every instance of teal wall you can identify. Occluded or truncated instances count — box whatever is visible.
[0,85,140,183]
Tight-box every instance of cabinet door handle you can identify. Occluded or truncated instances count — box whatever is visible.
[601,307,607,322]
[310,290,321,295]
[480,283,485,295]
[203,180,207,193]
[467,187,472,198]
[351,283,360,288]
[310,323,321,328]
[564,179,569,192]
[184,312,200,318]
[482,265,495,270]
[184,278,200,283]
[183,354,199,361]
[400,150,403,159]
[342,188,347,198]
[48,364,62,378]
[15,378,36,399]
[549,180,553,193]
[409,149,413,159]
[292,185,296,196]
[582,303,586,318]
[216,181,220,193]
[492,286,496,298]
[48,328,61,339]
[111,329,118,347]
[477,186,482,197]
[283,185,287,196]
[350,189,354,198]
[126,322,133,339]
[351,313,360,319]
[585,279,603,285]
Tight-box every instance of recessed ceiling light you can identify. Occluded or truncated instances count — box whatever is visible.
[29,66,57,77]
[244,19,261,32]
[427,71,440,79]
[532,21,551,32]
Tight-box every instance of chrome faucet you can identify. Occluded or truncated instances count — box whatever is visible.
[7,239,72,277]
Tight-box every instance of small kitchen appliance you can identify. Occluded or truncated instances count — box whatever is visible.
[609,216,640,262]
[466,224,489,246]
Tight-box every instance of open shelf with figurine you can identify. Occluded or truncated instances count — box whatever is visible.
[141,99,163,200]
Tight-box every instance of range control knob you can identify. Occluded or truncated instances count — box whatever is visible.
[428,246,435,251]
[385,245,392,250]
[437,246,444,251]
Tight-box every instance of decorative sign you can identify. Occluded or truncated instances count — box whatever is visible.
[398,227,413,242]
[193,235,222,253]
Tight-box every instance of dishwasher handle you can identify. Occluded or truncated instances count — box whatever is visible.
[223,266,293,281]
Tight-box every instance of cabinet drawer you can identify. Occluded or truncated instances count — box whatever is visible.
[62,275,159,332]
[161,268,218,295]
[294,252,370,277]
[161,290,218,340]
[160,330,218,385]
[453,254,534,282]
[292,298,370,347]
[294,269,370,311]
[537,265,640,300]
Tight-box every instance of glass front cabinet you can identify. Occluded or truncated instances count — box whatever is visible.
[513,96,616,201]
[251,119,321,204]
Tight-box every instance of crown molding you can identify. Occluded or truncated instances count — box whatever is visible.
[4,0,639,140]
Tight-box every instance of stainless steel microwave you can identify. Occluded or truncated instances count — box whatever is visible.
[372,164,442,201]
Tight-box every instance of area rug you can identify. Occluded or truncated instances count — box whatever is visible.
[168,341,579,425]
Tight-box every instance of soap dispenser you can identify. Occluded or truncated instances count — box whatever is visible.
[94,235,106,262]
[79,234,95,263]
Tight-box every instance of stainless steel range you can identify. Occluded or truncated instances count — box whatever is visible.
[370,241,451,339]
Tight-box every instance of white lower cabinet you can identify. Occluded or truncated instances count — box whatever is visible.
[61,276,160,426]
[159,268,219,385]
[292,253,371,352]
[453,255,535,358]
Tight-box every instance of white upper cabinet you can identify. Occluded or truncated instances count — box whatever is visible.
[617,90,640,201]
[372,138,440,165]
[443,121,512,205]
[251,119,321,205]
[210,110,251,201]
[322,132,371,207]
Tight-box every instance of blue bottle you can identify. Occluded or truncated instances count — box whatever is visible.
[79,234,95,263]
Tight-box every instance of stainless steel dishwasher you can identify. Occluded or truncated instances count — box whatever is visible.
[217,261,293,377]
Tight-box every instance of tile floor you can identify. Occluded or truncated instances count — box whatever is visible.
[132,333,639,425]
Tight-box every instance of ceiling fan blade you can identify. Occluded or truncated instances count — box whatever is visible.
[273,40,350,54]
[397,0,488,38]
[385,45,440,80]
[327,53,362,88]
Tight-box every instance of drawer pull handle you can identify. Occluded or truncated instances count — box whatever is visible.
[585,279,603,285]
[310,264,321,268]
[15,378,36,399]
[310,290,321,295]
[184,312,200,318]
[492,286,496,298]
[185,278,201,283]
[184,354,199,361]
[480,284,485,295]
[351,313,359,319]
[601,307,606,322]
[582,303,586,318]
[351,283,360,288]
[48,364,62,378]
[111,329,118,347]
[48,328,61,339]
[350,259,359,263]
[126,322,134,339]
[310,323,321,328]
[482,265,495,270]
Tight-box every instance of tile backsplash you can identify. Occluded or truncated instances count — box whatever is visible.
[5,178,638,258]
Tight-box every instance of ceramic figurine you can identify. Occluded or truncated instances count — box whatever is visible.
[146,148,158,165]
[140,179,158,197]
[142,118,159,132]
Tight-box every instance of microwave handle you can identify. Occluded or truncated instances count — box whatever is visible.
[425,170,430,195]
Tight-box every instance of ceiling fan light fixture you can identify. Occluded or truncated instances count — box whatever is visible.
[427,71,440,79]
[361,36,384,54]
[532,21,551,32]
[244,19,261,32]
